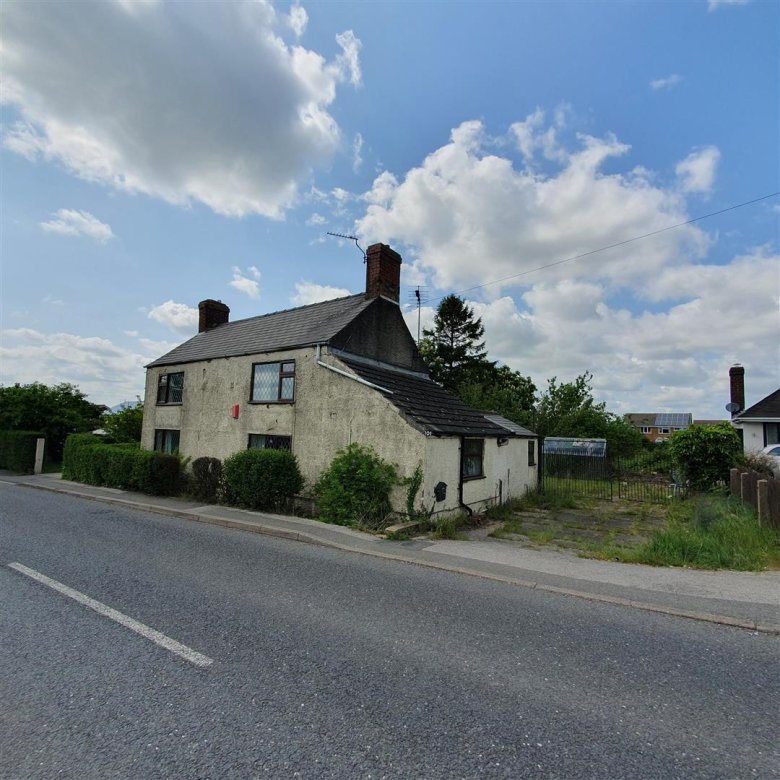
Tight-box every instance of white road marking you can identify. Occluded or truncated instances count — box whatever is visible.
[7,562,213,668]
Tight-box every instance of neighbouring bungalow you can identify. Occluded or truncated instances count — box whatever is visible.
[728,364,780,454]
[141,244,538,516]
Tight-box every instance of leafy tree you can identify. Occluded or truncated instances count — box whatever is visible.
[668,423,742,490]
[101,401,144,443]
[419,294,492,394]
[532,373,644,457]
[458,364,536,427]
[0,382,106,461]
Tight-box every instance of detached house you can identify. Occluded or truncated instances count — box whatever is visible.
[728,365,780,454]
[141,244,538,516]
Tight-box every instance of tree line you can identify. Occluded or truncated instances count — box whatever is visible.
[419,294,644,456]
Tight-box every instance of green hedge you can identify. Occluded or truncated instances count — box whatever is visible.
[62,433,180,496]
[223,449,303,510]
[0,430,44,473]
[191,457,223,503]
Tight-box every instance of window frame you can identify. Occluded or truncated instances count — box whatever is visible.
[247,433,292,451]
[250,360,296,404]
[640,426,652,434]
[156,371,184,405]
[527,439,536,467]
[461,438,485,481]
[153,429,180,454]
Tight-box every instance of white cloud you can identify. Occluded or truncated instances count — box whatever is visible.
[352,132,364,173]
[2,2,361,218]
[650,74,682,91]
[675,146,721,194]
[39,209,114,242]
[229,266,261,299]
[148,300,198,334]
[708,0,749,10]
[0,328,150,407]
[291,281,352,306]
[287,3,308,37]
[358,116,709,294]
[306,212,327,226]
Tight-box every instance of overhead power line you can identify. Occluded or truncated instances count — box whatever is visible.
[427,191,780,304]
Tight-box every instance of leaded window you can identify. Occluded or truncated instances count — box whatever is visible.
[248,434,292,451]
[154,429,180,454]
[251,361,295,403]
[157,372,184,404]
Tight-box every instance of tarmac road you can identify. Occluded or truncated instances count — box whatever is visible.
[1,484,778,779]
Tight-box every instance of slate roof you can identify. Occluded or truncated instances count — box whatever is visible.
[339,357,520,437]
[737,388,780,420]
[147,294,374,368]
[483,414,536,437]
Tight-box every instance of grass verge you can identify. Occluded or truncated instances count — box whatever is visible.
[588,494,780,571]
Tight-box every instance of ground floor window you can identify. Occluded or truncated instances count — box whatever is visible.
[248,433,292,451]
[528,440,536,467]
[765,423,780,446]
[154,429,180,454]
[462,438,484,479]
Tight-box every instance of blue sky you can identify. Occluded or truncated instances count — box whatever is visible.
[2,0,778,418]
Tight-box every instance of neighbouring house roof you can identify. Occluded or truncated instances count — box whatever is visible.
[147,294,374,368]
[339,356,525,438]
[736,388,780,421]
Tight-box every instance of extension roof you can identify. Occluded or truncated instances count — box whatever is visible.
[147,295,373,368]
[339,356,526,438]
[483,414,537,438]
[736,388,780,421]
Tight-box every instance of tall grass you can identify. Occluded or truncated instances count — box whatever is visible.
[598,494,779,571]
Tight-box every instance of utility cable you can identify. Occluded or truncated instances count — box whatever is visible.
[426,191,780,304]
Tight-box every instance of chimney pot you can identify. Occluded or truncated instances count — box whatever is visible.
[198,299,230,333]
[365,243,402,304]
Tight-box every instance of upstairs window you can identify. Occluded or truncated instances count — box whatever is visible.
[640,426,652,434]
[157,372,184,404]
[248,434,292,451]
[462,438,484,480]
[154,429,180,454]
[251,361,295,403]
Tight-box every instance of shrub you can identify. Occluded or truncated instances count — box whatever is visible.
[62,433,180,496]
[0,430,44,473]
[191,457,224,503]
[223,449,303,511]
[315,443,397,528]
[668,423,742,491]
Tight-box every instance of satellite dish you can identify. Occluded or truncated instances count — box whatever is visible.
[725,402,741,413]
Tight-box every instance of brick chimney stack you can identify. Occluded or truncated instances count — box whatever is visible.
[729,364,745,416]
[198,299,230,333]
[365,243,401,304]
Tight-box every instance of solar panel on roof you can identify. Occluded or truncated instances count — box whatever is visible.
[655,413,691,428]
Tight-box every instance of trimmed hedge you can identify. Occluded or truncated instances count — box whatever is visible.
[223,449,303,511]
[62,433,180,496]
[0,430,44,473]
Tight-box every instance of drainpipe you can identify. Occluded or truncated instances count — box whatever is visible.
[315,344,393,394]
[458,436,474,518]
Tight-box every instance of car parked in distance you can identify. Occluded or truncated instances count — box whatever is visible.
[759,444,780,477]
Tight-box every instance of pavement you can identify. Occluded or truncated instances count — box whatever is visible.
[3,471,779,634]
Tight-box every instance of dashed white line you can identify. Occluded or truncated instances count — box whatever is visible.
[7,562,213,668]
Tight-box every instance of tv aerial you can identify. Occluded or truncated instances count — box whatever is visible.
[326,232,366,263]
[407,285,429,343]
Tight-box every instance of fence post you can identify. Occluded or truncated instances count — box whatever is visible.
[34,438,45,475]
[757,480,769,526]
[729,468,740,496]
[740,471,750,503]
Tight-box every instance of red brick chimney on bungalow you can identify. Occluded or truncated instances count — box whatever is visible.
[365,243,401,304]
[198,299,230,333]
[729,364,745,417]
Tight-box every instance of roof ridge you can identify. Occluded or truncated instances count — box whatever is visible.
[222,292,364,328]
